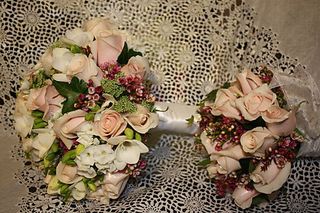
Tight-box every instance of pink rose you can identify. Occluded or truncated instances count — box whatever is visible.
[236,69,262,95]
[124,105,159,134]
[120,56,149,78]
[207,156,241,178]
[266,109,297,136]
[232,187,259,209]
[261,105,289,123]
[83,17,116,38]
[235,84,277,121]
[53,110,87,149]
[250,161,291,194]
[90,31,125,66]
[26,84,65,120]
[200,132,247,160]
[94,109,127,140]
[240,127,273,154]
[209,88,241,120]
[56,162,82,184]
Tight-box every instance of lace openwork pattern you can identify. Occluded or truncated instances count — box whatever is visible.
[1,0,320,212]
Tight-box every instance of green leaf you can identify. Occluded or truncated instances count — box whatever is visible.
[31,110,45,118]
[31,69,49,89]
[251,193,269,206]
[186,115,194,126]
[117,42,143,65]
[61,150,77,164]
[141,100,154,112]
[204,89,218,102]
[239,158,252,173]
[198,158,211,167]
[85,112,95,121]
[53,76,88,114]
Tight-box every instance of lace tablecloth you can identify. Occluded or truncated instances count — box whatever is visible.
[1,0,320,212]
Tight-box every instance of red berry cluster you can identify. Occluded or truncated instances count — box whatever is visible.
[74,80,103,112]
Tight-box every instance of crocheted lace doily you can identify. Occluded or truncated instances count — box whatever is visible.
[1,0,319,212]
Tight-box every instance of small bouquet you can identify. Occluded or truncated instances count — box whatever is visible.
[14,17,159,203]
[195,67,304,209]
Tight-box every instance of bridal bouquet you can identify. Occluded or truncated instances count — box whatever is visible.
[194,67,304,209]
[14,17,159,203]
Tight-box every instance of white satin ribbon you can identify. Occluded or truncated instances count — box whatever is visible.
[154,102,199,135]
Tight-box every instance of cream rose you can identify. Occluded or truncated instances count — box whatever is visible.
[236,69,262,95]
[39,49,53,71]
[267,109,297,136]
[83,17,116,38]
[232,187,259,209]
[124,105,159,134]
[200,131,247,160]
[56,162,82,184]
[235,84,277,121]
[207,156,241,178]
[14,93,34,138]
[53,110,87,149]
[240,127,273,154]
[30,129,56,161]
[90,31,125,66]
[27,84,65,121]
[261,105,289,123]
[251,161,291,194]
[51,48,100,82]
[64,28,94,47]
[103,172,129,199]
[209,88,241,120]
[120,56,149,78]
[94,109,127,140]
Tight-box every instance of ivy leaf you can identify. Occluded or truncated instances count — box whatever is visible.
[53,77,88,114]
[198,158,211,167]
[251,193,269,206]
[117,42,143,65]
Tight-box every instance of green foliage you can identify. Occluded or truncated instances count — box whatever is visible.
[31,69,49,89]
[251,194,269,206]
[141,100,154,112]
[112,96,137,113]
[53,76,88,114]
[101,79,125,98]
[186,115,194,126]
[239,158,256,173]
[117,42,143,65]
[242,117,266,130]
[203,82,231,102]
[61,149,77,166]
[32,117,48,129]
[198,158,211,167]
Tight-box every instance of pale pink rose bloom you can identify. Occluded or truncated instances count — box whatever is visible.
[53,110,87,149]
[251,161,291,194]
[254,137,276,157]
[209,89,241,120]
[67,54,100,82]
[90,31,125,66]
[83,17,116,38]
[94,109,127,140]
[121,56,149,79]
[266,109,297,136]
[103,172,129,199]
[232,187,259,209]
[124,105,159,134]
[200,132,247,160]
[236,69,262,95]
[207,155,241,178]
[56,162,82,184]
[26,85,65,121]
[262,105,289,123]
[228,82,244,97]
[240,127,273,154]
[235,84,277,121]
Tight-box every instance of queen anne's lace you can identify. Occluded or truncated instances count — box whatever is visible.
[1,0,320,212]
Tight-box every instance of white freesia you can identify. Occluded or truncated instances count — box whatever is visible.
[115,140,149,165]
[76,123,99,147]
[14,93,34,138]
[31,129,56,161]
[71,181,87,201]
[64,28,94,47]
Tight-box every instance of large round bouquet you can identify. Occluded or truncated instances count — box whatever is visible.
[195,67,304,209]
[14,17,159,203]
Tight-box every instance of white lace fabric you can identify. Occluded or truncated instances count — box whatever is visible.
[0,0,320,212]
